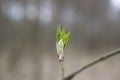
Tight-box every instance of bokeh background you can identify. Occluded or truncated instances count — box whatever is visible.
[0,0,120,80]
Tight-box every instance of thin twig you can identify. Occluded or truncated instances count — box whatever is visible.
[60,61,64,80]
[64,48,120,80]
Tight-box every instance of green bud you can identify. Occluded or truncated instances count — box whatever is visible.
[56,39,64,55]
[56,24,70,58]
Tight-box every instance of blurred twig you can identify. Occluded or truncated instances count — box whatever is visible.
[60,61,65,80]
[64,48,120,80]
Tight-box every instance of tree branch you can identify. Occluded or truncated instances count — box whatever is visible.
[64,48,120,80]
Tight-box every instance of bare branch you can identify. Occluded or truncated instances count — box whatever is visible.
[64,48,120,80]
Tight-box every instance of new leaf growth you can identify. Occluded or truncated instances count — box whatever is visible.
[56,24,70,61]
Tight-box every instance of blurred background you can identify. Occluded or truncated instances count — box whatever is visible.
[0,0,120,80]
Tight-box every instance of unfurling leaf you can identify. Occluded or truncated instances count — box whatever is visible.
[56,24,70,56]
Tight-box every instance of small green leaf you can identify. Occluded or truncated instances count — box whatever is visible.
[61,27,65,37]
[56,24,71,55]
[63,32,70,48]
[56,25,61,43]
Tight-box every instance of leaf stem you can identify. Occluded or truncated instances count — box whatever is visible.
[60,61,64,80]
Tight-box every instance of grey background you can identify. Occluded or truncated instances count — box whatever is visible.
[0,0,120,80]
